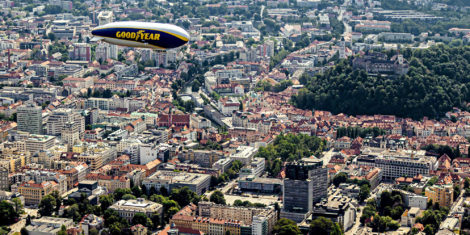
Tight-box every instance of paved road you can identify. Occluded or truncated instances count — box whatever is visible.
[345,205,363,235]
[320,149,336,166]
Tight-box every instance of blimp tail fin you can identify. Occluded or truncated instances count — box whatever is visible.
[90,36,104,42]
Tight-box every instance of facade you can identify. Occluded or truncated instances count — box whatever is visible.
[17,101,43,134]
[18,181,58,205]
[425,184,454,208]
[109,198,163,222]
[198,201,277,234]
[171,203,276,235]
[356,153,435,180]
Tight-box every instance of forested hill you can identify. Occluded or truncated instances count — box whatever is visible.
[292,45,470,120]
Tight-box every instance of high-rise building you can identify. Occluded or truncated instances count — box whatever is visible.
[281,158,328,222]
[17,101,43,134]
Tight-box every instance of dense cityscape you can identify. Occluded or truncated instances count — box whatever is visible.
[0,0,468,234]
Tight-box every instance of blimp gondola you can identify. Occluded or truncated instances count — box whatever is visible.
[91,21,190,50]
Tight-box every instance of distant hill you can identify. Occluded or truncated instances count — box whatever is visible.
[292,45,470,120]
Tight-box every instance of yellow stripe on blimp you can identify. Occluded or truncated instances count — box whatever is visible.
[97,26,189,41]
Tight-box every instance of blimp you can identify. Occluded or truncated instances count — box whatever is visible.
[91,21,190,50]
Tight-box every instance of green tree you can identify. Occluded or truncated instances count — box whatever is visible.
[132,212,152,227]
[210,190,226,205]
[122,194,137,200]
[310,216,343,235]
[11,197,23,214]
[39,194,56,216]
[51,191,62,213]
[57,225,67,235]
[273,218,301,235]
[0,201,19,225]
[170,187,200,207]
[333,172,348,187]
[359,184,371,202]
[131,186,143,198]
[99,195,114,212]
[89,228,99,235]
[114,188,132,201]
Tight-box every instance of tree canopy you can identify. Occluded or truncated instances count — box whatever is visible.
[273,218,301,235]
[292,45,470,120]
[255,133,325,176]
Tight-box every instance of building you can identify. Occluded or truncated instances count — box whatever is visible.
[252,215,268,235]
[198,201,277,233]
[157,114,190,127]
[70,43,91,62]
[352,52,409,76]
[238,177,282,193]
[18,181,59,205]
[401,190,428,210]
[80,214,104,235]
[401,207,422,227]
[230,146,257,165]
[62,121,80,146]
[342,165,382,190]
[109,198,163,222]
[68,181,107,205]
[239,157,265,177]
[17,101,42,134]
[131,224,147,235]
[0,150,30,173]
[95,42,118,61]
[281,158,328,222]
[172,202,276,235]
[213,158,233,173]
[311,196,357,231]
[97,11,114,25]
[178,149,225,168]
[26,217,74,235]
[0,166,8,190]
[355,151,436,180]
[142,171,211,195]
[47,108,85,137]
[378,32,414,42]
[24,134,56,154]
[85,173,130,193]
[171,205,247,235]
[425,184,454,208]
